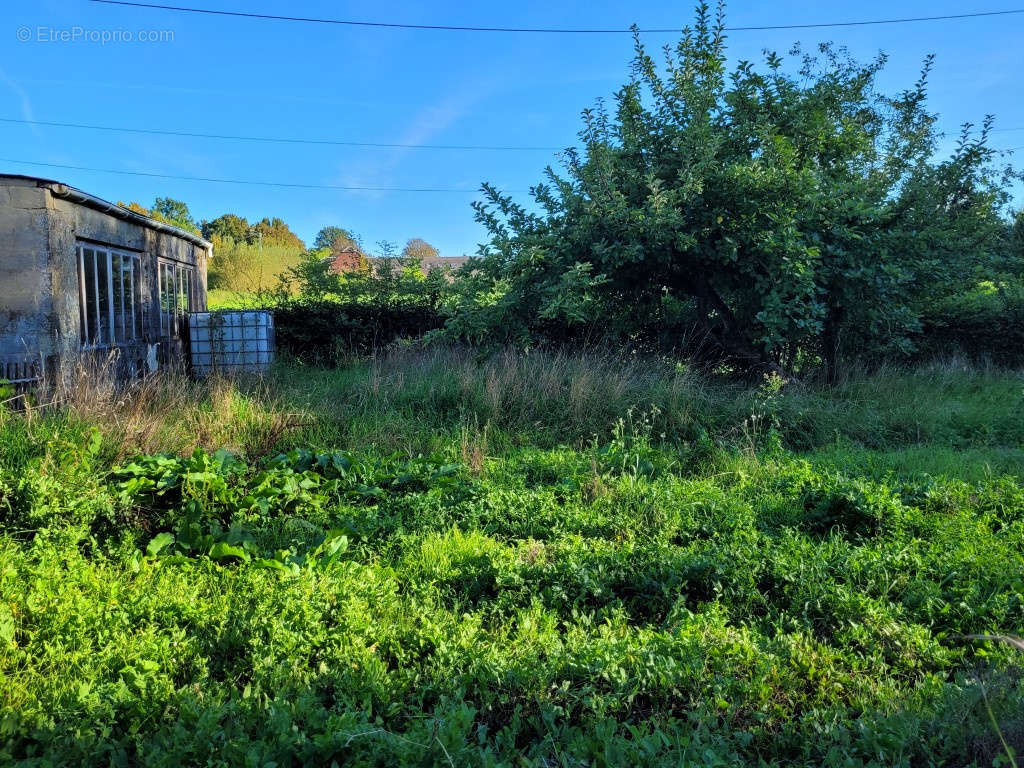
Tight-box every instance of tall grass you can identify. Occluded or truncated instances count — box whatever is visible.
[260,347,1024,458]
[18,346,1023,463]
[18,357,300,460]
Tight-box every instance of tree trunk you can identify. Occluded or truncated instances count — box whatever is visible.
[689,275,783,376]
[822,302,844,385]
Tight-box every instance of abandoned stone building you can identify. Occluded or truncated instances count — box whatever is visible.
[0,174,211,392]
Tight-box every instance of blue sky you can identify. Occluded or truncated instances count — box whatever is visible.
[2,0,1022,256]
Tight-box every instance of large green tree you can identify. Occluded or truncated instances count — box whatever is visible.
[313,226,362,253]
[250,217,304,249]
[201,213,250,243]
[401,238,440,263]
[460,3,1017,375]
[1012,209,1024,265]
[119,198,201,235]
[151,197,200,234]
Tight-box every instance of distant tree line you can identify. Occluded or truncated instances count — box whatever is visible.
[309,227,441,267]
[117,195,448,293]
[118,197,204,236]
[202,213,304,250]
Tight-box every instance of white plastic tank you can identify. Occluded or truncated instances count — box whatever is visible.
[189,311,275,376]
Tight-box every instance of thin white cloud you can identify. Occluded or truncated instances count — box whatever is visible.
[0,67,38,129]
[331,79,498,195]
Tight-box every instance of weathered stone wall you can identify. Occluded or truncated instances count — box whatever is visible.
[0,180,54,359]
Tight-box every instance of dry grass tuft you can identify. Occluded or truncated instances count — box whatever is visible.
[50,356,304,459]
[459,422,489,475]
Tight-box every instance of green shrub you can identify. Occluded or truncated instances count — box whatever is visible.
[917,276,1024,366]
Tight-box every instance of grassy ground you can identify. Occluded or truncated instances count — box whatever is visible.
[1,348,1022,766]
[206,288,275,310]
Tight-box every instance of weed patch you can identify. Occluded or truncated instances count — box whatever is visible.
[1,357,1023,765]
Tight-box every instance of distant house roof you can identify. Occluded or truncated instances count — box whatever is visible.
[325,246,367,274]
[420,256,469,272]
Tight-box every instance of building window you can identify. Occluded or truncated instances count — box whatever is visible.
[77,244,143,348]
[158,261,195,336]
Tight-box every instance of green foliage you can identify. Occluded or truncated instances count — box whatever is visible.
[2,357,1024,765]
[313,225,362,252]
[1013,210,1024,262]
[150,197,200,234]
[917,275,1024,364]
[201,212,250,242]
[201,213,304,250]
[273,299,446,362]
[119,197,202,235]
[250,216,304,249]
[206,239,304,292]
[455,3,1019,375]
[110,447,467,572]
[198,213,307,292]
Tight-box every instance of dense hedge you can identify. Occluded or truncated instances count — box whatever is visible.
[270,276,1024,371]
[916,279,1024,366]
[273,299,446,363]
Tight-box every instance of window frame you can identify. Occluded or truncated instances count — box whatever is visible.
[158,259,195,337]
[76,243,143,349]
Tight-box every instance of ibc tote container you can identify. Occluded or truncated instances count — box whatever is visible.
[188,311,275,376]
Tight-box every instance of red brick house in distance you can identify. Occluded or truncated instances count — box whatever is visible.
[326,246,368,275]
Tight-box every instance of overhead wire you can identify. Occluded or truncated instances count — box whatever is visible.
[86,1,1024,34]
[8,4,1020,193]
[0,158,511,192]
[0,117,565,152]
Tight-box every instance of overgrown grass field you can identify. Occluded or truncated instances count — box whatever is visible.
[2,349,1023,766]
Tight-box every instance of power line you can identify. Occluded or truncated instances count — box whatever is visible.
[0,158,503,192]
[5,115,1021,148]
[87,0,1024,34]
[1,145,1015,198]
[0,117,564,152]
